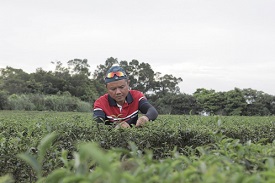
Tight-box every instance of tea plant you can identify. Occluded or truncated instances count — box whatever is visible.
[3,132,275,183]
[0,111,275,182]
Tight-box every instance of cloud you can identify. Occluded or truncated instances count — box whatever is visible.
[1,0,275,95]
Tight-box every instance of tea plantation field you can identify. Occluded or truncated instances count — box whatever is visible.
[0,111,275,183]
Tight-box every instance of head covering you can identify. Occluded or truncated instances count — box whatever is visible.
[104,65,128,83]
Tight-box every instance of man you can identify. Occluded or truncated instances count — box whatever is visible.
[93,65,158,128]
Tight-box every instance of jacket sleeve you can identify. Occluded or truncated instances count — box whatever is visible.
[139,101,158,121]
[93,99,107,123]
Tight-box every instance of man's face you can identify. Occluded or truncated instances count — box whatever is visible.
[106,79,130,105]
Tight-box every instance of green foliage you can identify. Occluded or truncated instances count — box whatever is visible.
[0,111,275,182]
[154,73,183,96]
[0,62,100,103]
[7,94,36,110]
[194,88,226,115]
[7,133,275,182]
[76,101,93,112]
[0,67,31,94]
[193,87,275,116]
[242,88,275,116]
[224,88,247,116]
[4,93,91,112]
[153,93,198,115]
[67,58,90,76]
[1,59,275,115]
[0,91,8,110]
[0,174,14,183]
[92,57,119,87]
[121,60,156,94]
[17,132,57,180]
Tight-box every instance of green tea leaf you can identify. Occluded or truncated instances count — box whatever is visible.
[37,131,58,165]
[17,153,41,178]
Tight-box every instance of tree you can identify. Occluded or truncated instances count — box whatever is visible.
[50,60,100,102]
[268,95,275,115]
[67,58,90,76]
[193,88,226,115]
[0,67,31,94]
[154,73,183,96]
[31,66,69,95]
[158,93,198,114]
[120,60,156,94]
[92,57,119,84]
[0,91,8,109]
[65,74,99,102]
[224,88,247,116]
[255,92,273,115]
[242,88,266,115]
[31,68,60,94]
[92,58,183,97]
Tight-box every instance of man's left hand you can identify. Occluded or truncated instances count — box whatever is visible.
[136,116,149,127]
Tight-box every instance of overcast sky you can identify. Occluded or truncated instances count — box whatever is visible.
[1,0,275,95]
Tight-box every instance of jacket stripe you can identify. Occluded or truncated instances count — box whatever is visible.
[107,110,139,122]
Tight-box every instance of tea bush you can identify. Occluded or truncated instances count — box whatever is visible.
[0,111,274,182]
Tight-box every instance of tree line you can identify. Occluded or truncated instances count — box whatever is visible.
[0,57,274,115]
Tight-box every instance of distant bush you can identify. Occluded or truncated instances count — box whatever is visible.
[29,93,46,111]
[4,93,92,112]
[7,94,35,110]
[77,101,92,112]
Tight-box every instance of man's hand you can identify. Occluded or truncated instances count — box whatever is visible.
[136,116,149,127]
[115,121,130,128]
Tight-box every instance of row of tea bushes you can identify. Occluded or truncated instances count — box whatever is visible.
[0,111,275,182]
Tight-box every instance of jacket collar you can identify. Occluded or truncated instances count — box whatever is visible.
[108,92,133,106]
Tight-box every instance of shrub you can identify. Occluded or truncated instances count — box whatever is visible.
[28,94,46,111]
[3,93,91,112]
[76,101,92,112]
[0,91,8,110]
[7,94,35,110]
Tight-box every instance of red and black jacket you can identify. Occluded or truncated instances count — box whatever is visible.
[93,90,158,126]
